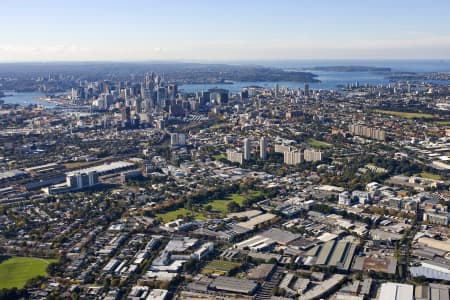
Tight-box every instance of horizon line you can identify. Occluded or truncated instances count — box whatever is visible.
[0,58,449,64]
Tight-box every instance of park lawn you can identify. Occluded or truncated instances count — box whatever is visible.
[0,256,57,289]
[307,138,332,148]
[156,208,206,223]
[213,153,226,160]
[157,191,264,221]
[417,172,442,180]
[206,191,262,213]
[435,120,450,126]
[202,260,242,276]
[373,109,434,119]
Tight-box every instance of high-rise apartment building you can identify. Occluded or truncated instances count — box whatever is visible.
[244,138,251,160]
[260,137,267,160]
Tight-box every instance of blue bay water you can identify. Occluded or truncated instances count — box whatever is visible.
[2,60,450,105]
[179,71,389,93]
[1,91,56,108]
[180,59,450,93]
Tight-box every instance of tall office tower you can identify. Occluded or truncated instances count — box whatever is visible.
[135,97,142,113]
[145,73,151,89]
[167,84,178,100]
[260,137,267,160]
[198,91,210,106]
[116,82,122,95]
[140,83,146,99]
[275,83,279,97]
[157,86,167,108]
[209,88,229,105]
[244,138,251,160]
[304,83,310,97]
[121,107,131,127]
[144,98,153,112]
[71,87,79,100]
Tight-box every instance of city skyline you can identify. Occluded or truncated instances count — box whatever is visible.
[1,0,450,62]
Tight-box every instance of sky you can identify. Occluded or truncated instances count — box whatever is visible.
[1,0,450,62]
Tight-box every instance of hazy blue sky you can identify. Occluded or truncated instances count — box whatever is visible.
[1,0,450,61]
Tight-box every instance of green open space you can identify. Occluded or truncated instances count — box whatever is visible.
[156,208,206,223]
[202,260,242,276]
[208,190,263,212]
[156,191,264,222]
[207,193,247,212]
[416,172,442,180]
[373,109,434,119]
[307,138,332,148]
[0,256,57,289]
[212,153,226,160]
[435,120,450,126]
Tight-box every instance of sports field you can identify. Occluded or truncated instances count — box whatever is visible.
[417,172,442,180]
[307,138,332,148]
[207,193,246,212]
[435,120,450,126]
[373,109,434,119]
[0,256,56,289]
[212,153,226,160]
[202,260,242,276]
[156,208,206,223]
[156,191,264,222]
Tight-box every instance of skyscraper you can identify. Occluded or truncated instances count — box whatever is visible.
[260,137,267,160]
[167,84,178,100]
[145,72,151,89]
[157,86,167,108]
[244,138,251,160]
[304,83,310,97]
[121,107,131,127]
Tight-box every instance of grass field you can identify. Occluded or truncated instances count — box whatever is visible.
[0,256,56,289]
[307,138,332,148]
[202,260,242,276]
[213,153,226,160]
[156,208,206,223]
[207,194,245,212]
[417,172,442,180]
[435,121,450,126]
[156,191,263,222]
[373,109,434,119]
[206,191,263,213]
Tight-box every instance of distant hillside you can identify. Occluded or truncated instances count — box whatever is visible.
[307,65,391,72]
[0,62,319,84]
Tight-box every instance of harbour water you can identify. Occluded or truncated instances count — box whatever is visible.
[1,91,56,108]
[2,60,449,105]
[179,71,389,94]
[179,60,450,93]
